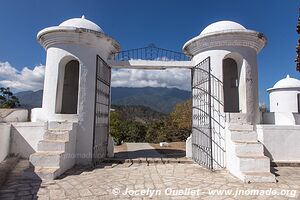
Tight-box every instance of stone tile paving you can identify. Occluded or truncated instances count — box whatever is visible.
[0,159,299,200]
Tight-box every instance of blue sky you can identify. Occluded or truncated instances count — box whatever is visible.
[0,0,299,105]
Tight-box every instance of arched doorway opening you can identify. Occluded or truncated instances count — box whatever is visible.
[56,60,80,114]
[223,58,239,112]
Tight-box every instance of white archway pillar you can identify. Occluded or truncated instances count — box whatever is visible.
[33,17,120,164]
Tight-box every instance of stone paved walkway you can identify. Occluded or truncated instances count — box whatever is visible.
[0,160,299,200]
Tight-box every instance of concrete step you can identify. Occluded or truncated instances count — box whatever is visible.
[226,113,249,124]
[238,154,270,172]
[231,131,257,142]
[242,171,276,183]
[44,130,70,141]
[34,166,61,180]
[229,124,253,132]
[30,151,64,168]
[37,140,68,151]
[234,141,263,155]
[48,121,74,131]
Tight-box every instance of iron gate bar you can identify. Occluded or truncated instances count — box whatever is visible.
[207,57,213,170]
[193,106,225,130]
[92,55,111,165]
[191,56,225,170]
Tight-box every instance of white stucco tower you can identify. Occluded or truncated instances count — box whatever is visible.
[32,16,120,164]
[184,21,276,183]
[183,21,266,124]
[263,75,300,125]
[267,75,300,113]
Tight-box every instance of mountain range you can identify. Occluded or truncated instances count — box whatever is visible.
[15,87,191,113]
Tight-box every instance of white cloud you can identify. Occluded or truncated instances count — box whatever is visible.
[0,62,45,92]
[0,61,191,92]
[111,68,191,91]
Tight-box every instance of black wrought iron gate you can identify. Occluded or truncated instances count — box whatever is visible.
[191,57,225,170]
[92,55,111,164]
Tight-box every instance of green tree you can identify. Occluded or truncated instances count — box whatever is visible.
[109,112,126,145]
[110,111,148,144]
[125,121,147,143]
[170,99,192,130]
[0,87,20,108]
[145,120,167,143]
[167,99,192,141]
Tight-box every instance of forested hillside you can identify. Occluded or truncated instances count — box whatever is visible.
[110,99,192,144]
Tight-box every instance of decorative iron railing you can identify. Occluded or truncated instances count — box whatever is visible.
[113,44,191,61]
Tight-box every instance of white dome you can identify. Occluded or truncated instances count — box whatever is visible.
[59,15,103,33]
[200,20,246,35]
[271,75,300,90]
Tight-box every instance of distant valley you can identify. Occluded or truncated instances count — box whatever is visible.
[15,87,191,114]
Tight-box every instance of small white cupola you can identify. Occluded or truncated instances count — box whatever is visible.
[199,20,246,35]
[267,75,300,113]
[59,15,104,33]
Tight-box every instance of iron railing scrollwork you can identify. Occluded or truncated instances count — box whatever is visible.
[113,44,191,62]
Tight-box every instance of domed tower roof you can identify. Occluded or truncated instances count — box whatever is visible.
[37,15,120,53]
[267,75,300,92]
[59,15,103,33]
[182,20,266,56]
[200,20,246,35]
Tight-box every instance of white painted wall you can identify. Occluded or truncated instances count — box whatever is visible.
[10,122,46,158]
[185,135,192,158]
[225,123,241,179]
[269,89,300,113]
[0,123,11,162]
[257,125,300,162]
[31,108,78,122]
[107,135,114,158]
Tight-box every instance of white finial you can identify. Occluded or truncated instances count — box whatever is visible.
[286,74,290,78]
[81,15,85,19]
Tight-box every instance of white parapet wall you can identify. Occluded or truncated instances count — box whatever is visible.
[262,112,300,125]
[107,135,114,158]
[0,109,31,162]
[10,122,46,158]
[0,123,11,162]
[185,135,192,158]
[257,125,300,163]
[0,109,28,122]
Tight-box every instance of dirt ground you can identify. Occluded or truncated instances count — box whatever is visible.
[149,142,186,151]
[114,143,128,153]
[114,142,186,158]
[149,142,186,158]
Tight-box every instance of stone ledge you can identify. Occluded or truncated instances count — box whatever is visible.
[101,157,194,164]
[11,122,46,127]
[0,109,28,123]
[271,161,300,167]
